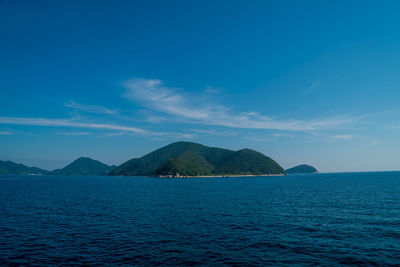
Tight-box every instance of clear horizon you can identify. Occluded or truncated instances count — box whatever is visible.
[2,0,400,172]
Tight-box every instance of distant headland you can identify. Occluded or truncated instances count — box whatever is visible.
[0,160,49,175]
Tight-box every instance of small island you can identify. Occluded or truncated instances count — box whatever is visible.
[285,164,318,174]
[50,157,115,176]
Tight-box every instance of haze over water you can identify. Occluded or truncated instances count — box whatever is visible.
[1,172,400,265]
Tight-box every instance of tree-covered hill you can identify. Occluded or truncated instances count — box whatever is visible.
[50,157,115,176]
[285,164,318,174]
[109,141,284,177]
[215,149,284,175]
[0,160,49,175]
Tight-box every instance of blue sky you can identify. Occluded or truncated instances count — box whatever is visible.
[1,0,400,172]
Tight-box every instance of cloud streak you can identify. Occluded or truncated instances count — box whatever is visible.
[124,78,359,131]
[56,131,92,136]
[190,129,237,136]
[65,101,117,115]
[332,134,355,140]
[0,116,202,140]
[0,116,147,134]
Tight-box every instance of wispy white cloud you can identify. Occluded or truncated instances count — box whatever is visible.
[0,116,201,141]
[124,79,209,120]
[56,131,92,136]
[175,133,196,139]
[0,116,147,134]
[0,131,12,135]
[190,129,237,136]
[331,134,355,140]
[123,78,359,131]
[102,131,133,137]
[65,100,117,115]
[272,133,296,138]
[244,136,272,142]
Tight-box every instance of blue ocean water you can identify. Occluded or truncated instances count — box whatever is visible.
[1,172,400,265]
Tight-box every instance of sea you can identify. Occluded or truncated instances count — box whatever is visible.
[1,172,400,266]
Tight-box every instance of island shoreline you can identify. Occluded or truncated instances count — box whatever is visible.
[109,173,287,178]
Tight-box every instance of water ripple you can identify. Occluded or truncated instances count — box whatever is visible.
[1,173,400,265]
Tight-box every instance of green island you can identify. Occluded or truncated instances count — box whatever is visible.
[49,157,115,176]
[0,160,49,175]
[285,164,318,174]
[109,141,284,177]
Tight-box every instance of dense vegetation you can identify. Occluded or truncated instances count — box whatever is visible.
[285,164,318,174]
[215,149,285,175]
[109,142,284,177]
[0,160,49,175]
[50,157,115,176]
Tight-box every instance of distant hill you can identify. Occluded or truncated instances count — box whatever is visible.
[109,141,284,177]
[0,160,49,175]
[285,164,318,174]
[50,157,115,176]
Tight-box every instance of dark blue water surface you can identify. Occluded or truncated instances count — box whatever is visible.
[1,172,400,265]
